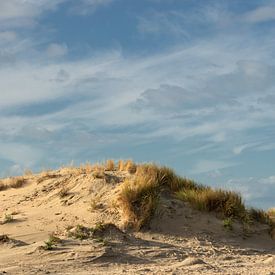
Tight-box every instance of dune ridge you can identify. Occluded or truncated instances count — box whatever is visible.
[0,161,274,274]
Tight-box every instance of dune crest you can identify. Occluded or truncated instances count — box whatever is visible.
[0,161,274,274]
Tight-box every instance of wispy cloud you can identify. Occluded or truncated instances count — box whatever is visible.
[243,4,275,23]
[225,176,275,209]
[68,0,115,15]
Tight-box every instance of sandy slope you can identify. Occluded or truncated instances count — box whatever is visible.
[0,168,274,275]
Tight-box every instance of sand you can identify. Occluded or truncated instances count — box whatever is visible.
[0,168,274,274]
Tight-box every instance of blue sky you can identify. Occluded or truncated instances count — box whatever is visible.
[0,0,275,209]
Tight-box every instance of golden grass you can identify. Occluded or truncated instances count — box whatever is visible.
[116,172,159,229]
[117,160,125,171]
[105,160,115,171]
[0,181,7,191]
[92,164,105,179]
[267,208,275,218]
[176,188,246,220]
[0,177,27,191]
[116,163,272,230]
[117,159,137,173]
[124,160,137,174]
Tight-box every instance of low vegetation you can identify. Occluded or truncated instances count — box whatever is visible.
[43,233,62,250]
[105,159,115,171]
[0,177,27,192]
[0,234,10,244]
[223,218,233,231]
[58,186,70,198]
[92,165,105,179]
[116,162,273,231]
[67,223,108,244]
[2,214,14,224]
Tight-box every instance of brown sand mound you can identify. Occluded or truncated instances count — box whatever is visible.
[0,163,274,274]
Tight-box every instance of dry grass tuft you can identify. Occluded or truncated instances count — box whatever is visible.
[7,177,27,189]
[124,160,137,174]
[92,165,105,179]
[117,160,125,171]
[105,159,115,171]
[0,181,7,191]
[116,163,271,230]
[176,188,246,220]
[24,169,33,176]
[267,208,275,218]
[248,208,271,224]
[58,186,69,198]
[84,162,93,174]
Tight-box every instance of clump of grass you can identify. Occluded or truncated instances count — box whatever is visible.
[92,164,105,179]
[85,163,93,174]
[105,160,115,171]
[68,224,94,240]
[223,218,233,231]
[117,163,201,229]
[58,186,69,198]
[116,163,271,231]
[24,169,33,176]
[267,208,275,218]
[43,233,62,250]
[9,177,26,188]
[176,188,246,220]
[89,197,102,211]
[3,214,14,224]
[117,160,125,171]
[125,160,137,174]
[0,234,10,243]
[248,208,271,224]
[116,164,165,229]
[68,223,107,240]
[0,181,7,191]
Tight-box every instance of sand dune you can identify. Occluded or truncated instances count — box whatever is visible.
[0,163,274,274]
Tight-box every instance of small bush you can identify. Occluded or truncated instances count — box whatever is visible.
[43,234,61,250]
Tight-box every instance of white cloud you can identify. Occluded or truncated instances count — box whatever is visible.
[137,11,189,37]
[0,31,17,42]
[243,5,275,23]
[0,0,64,28]
[46,43,68,58]
[233,142,262,155]
[191,160,236,174]
[225,176,275,209]
[69,0,114,15]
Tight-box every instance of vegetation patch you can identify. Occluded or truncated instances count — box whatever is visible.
[58,186,70,198]
[116,162,273,231]
[0,234,10,244]
[223,218,233,231]
[43,234,62,250]
[2,214,14,224]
